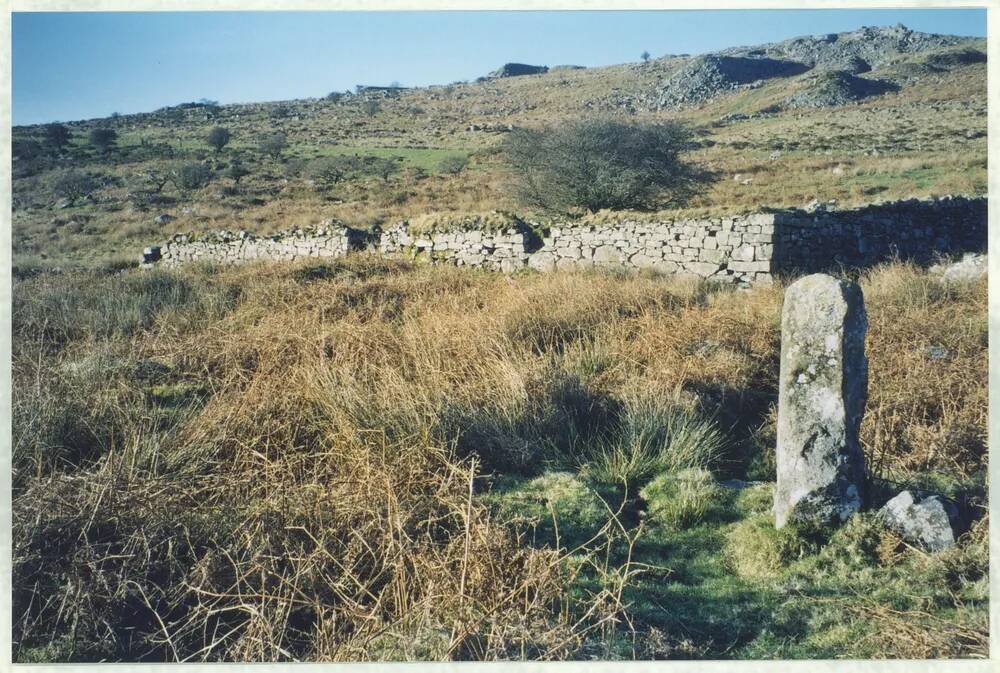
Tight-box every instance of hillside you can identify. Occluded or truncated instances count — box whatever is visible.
[11,22,990,663]
[11,23,987,271]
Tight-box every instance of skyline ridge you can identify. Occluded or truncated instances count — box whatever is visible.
[13,9,986,125]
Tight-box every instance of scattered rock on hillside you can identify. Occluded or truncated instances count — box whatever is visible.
[879,490,958,552]
[154,214,174,225]
[488,63,549,78]
[837,54,874,74]
[142,246,162,265]
[467,122,515,133]
[784,69,899,108]
[803,199,838,213]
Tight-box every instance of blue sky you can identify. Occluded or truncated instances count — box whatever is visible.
[13,9,987,126]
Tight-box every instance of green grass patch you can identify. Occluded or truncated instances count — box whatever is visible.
[303,144,472,174]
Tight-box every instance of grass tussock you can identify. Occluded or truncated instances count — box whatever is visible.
[11,256,987,660]
[640,468,723,530]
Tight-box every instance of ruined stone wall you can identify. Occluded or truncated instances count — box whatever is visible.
[148,224,368,268]
[525,213,776,284]
[771,195,987,274]
[142,196,987,283]
[378,221,531,273]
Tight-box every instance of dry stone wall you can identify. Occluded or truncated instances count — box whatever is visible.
[141,196,986,283]
[772,195,986,273]
[526,213,775,284]
[145,224,372,268]
[379,220,532,273]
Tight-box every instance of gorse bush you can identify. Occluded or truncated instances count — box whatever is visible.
[501,118,712,213]
[13,138,44,161]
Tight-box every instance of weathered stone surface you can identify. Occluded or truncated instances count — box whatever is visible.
[774,273,868,529]
[527,251,555,272]
[929,252,987,282]
[879,491,957,551]
[593,245,624,264]
[731,244,755,262]
[686,261,721,277]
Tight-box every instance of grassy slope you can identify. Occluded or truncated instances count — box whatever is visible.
[11,257,987,661]
[11,41,987,269]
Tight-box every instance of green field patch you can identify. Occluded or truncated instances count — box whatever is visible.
[306,144,471,173]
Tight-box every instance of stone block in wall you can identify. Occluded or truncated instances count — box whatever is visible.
[593,245,624,264]
[685,261,721,277]
[699,248,726,264]
[528,251,556,272]
[732,244,755,262]
[560,245,582,260]
[629,253,660,269]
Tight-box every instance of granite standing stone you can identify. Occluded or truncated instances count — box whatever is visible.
[774,273,868,529]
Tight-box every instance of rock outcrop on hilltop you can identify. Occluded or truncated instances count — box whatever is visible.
[630,24,983,110]
[720,23,975,72]
[488,63,549,78]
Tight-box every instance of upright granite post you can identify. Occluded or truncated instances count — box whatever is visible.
[774,274,868,529]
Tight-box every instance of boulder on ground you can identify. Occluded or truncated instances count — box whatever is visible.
[879,490,957,552]
[142,246,162,264]
[929,253,986,282]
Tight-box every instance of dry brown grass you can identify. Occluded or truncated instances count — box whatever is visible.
[11,256,987,661]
